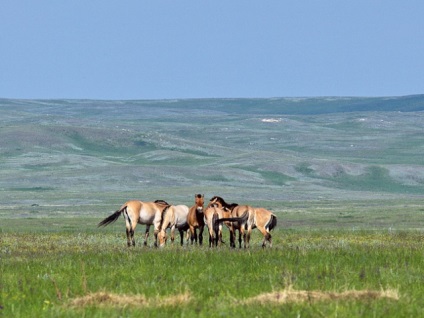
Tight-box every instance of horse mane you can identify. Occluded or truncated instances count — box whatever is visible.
[210,196,238,209]
[155,199,169,206]
[159,205,171,229]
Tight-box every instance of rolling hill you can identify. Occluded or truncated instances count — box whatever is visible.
[0,95,423,214]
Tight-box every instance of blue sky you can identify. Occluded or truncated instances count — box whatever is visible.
[1,1,423,100]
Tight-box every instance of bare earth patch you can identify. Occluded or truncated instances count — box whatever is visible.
[67,291,192,308]
[243,287,399,304]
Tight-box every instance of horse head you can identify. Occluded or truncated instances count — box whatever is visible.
[158,230,167,247]
[194,194,204,207]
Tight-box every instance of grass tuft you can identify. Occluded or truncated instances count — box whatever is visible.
[243,287,399,304]
[67,291,192,308]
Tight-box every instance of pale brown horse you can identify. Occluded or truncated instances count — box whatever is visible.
[187,194,205,245]
[98,200,169,247]
[209,196,254,248]
[203,204,224,247]
[158,203,190,247]
[253,207,278,247]
[209,196,277,248]
[204,203,249,247]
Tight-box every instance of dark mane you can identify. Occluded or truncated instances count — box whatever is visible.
[155,199,170,206]
[209,196,238,209]
[159,205,171,229]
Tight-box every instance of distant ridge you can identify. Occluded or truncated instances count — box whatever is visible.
[1,94,424,115]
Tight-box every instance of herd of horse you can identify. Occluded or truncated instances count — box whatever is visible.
[98,194,277,248]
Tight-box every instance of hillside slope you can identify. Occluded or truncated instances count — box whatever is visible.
[0,96,423,212]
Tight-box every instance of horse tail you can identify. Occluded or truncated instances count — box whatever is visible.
[215,211,249,224]
[212,212,220,237]
[266,214,277,231]
[98,206,126,227]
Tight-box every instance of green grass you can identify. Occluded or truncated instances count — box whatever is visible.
[2,225,424,317]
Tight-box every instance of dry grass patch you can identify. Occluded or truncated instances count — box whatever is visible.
[243,287,399,304]
[67,291,192,308]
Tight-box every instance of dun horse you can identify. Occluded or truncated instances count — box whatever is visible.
[187,194,205,245]
[209,196,254,248]
[158,203,190,247]
[98,199,169,247]
[252,207,278,247]
[205,203,249,247]
[209,196,277,248]
[203,204,224,247]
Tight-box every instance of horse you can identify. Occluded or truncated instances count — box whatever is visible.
[253,207,278,248]
[203,204,225,247]
[98,199,169,247]
[187,194,205,245]
[209,196,277,248]
[158,203,190,247]
[204,203,249,247]
[209,196,255,248]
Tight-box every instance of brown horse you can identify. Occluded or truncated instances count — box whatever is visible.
[158,203,190,247]
[187,194,205,245]
[98,200,169,247]
[209,196,277,248]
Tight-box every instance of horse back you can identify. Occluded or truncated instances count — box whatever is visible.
[204,206,223,232]
[174,205,189,227]
[123,200,143,218]
[138,201,165,224]
[254,208,277,230]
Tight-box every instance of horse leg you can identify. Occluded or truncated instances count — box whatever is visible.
[185,230,191,245]
[257,225,271,248]
[170,226,176,244]
[246,226,252,248]
[144,225,150,246]
[194,229,199,244]
[153,229,159,248]
[126,228,132,247]
[179,229,184,246]
[125,216,135,247]
[229,230,235,248]
[228,225,235,248]
[215,229,220,247]
[189,226,197,244]
[266,232,272,248]
[238,231,242,248]
[209,232,213,248]
[198,225,204,246]
[220,230,223,246]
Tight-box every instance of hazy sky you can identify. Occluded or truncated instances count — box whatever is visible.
[1,1,423,99]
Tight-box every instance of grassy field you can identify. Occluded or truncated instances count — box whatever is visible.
[2,198,424,317]
[1,97,424,316]
[2,216,424,317]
